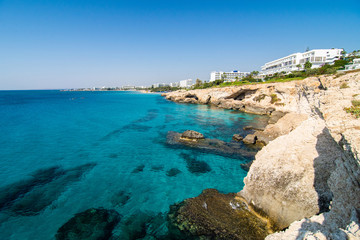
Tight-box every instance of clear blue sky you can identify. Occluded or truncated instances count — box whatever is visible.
[0,0,359,89]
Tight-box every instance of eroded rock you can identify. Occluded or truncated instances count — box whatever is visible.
[168,189,277,240]
[180,130,205,140]
[166,131,256,159]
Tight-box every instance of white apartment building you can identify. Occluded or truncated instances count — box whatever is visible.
[261,48,343,75]
[170,82,179,87]
[210,71,250,82]
[345,58,360,71]
[179,79,193,88]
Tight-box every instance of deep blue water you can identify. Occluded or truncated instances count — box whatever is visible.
[0,90,264,239]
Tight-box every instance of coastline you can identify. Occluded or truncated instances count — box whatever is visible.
[162,71,360,239]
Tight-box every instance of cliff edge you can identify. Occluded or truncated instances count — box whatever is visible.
[163,71,360,239]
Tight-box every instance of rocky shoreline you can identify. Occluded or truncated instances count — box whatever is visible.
[162,71,360,239]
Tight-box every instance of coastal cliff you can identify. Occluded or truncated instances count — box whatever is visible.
[163,71,360,239]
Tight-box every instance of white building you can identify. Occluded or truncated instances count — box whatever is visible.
[345,58,360,71]
[170,82,179,87]
[261,48,343,76]
[179,79,193,88]
[210,71,250,82]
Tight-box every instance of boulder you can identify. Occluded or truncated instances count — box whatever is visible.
[241,118,339,229]
[180,130,205,140]
[232,134,243,142]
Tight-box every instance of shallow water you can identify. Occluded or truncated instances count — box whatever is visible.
[0,90,265,239]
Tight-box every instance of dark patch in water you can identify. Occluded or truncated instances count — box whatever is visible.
[166,168,182,177]
[180,153,212,175]
[132,164,145,173]
[134,109,159,123]
[101,123,152,141]
[56,208,121,240]
[165,114,176,123]
[151,165,164,172]
[240,160,253,172]
[111,191,131,207]
[117,211,169,240]
[0,163,96,216]
[108,153,118,158]
[0,166,65,211]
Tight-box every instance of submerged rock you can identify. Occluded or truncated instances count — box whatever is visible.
[166,168,182,177]
[181,153,211,174]
[180,130,205,140]
[232,134,244,142]
[118,211,168,239]
[167,189,277,240]
[240,160,253,172]
[110,191,131,207]
[0,163,96,216]
[56,208,121,240]
[166,131,256,159]
[132,164,145,173]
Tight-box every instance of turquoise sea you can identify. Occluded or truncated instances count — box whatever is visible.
[0,90,264,239]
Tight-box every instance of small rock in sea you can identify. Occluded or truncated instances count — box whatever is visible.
[55,208,121,240]
[181,130,205,140]
[166,168,182,177]
[232,134,243,142]
[132,164,145,173]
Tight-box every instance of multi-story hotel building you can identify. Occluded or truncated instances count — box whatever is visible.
[179,79,193,88]
[210,71,250,82]
[261,49,343,76]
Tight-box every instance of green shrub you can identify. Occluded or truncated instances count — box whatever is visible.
[344,106,360,118]
[270,94,280,104]
[352,100,360,107]
[254,94,267,102]
[340,83,349,89]
[344,99,360,118]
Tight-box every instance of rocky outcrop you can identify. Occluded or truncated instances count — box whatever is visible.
[168,189,278,240]
[240,71,360,239]
[243,113,309,146]
[164,71,360,239]
[180,130,205,140]
[264,72,360,239]
[167,131,256,159]
[162,77,323,115]
[240,117,339,229]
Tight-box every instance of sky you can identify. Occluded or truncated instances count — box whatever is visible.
[0,0,359,90]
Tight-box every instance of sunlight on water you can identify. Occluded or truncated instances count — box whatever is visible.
[0,90,266,239]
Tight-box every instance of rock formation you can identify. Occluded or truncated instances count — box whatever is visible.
[168,189,278,240]
[164,71,360,239]
[166,131,256,159]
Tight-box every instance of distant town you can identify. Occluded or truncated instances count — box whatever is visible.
[65,48,360,92]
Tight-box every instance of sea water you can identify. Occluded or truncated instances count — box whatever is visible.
[0,90,265,239]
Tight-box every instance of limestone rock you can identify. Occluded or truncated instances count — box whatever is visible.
[180,130,204,140]
[232,134,243,142]
[240,117,339,229]
[167,189,277,240]
[167,131,255,159]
